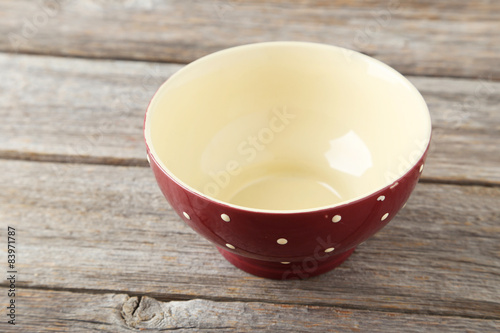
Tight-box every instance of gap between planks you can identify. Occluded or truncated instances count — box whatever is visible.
[1,150,499,188]
[2,284,499,322]
[2,49,500,83]
[0,49,190,66]
[0,150,148,167]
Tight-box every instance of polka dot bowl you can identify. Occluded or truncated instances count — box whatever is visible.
[144,42,431,279]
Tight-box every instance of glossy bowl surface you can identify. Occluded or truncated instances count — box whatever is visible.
[144,42,431,279]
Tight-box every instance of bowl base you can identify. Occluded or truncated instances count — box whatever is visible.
[217,247,356,280]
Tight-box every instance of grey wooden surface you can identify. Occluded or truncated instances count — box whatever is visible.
[1,0,499,79]
[12,289,500,332]
[0,1,499,332]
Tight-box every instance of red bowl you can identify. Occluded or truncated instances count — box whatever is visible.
[144,42,431,279]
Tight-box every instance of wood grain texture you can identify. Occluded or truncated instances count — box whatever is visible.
[0,0,498,79]
[1,1,498,330]
[2,289,498,333]
[1,53,499,184]
[1,159,499,319]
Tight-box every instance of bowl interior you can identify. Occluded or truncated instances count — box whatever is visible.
[145,42,431,211]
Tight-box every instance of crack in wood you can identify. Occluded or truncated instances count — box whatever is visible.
[120,295,247,330]
[63,318,114,326]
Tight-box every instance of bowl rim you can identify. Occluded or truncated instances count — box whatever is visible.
[144,41,432,214]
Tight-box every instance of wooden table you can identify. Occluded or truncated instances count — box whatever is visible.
[1,1,499,332]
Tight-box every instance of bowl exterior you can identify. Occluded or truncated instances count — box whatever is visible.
[146,145,429,279]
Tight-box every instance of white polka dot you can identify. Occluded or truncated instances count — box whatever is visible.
[281,261,290,264]
[277,238,288,245]
[225,243,235,249]
[221,213,230,222]
[420,164,424,173]
[390,182,399,189]
[324,247,335,253]
[331,215,342,223]
[377,195,385,201]
[182,212,190,220]
[146,154,150,164]
[381,213,389,221]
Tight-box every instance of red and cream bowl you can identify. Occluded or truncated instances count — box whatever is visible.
[144,42,431,279]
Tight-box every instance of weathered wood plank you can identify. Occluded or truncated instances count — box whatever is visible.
[411,76,500,184]
[1,53,499,183]
[0,0,498,79]
[0,53,182,160]
[1,160,499,319]
[2,289,498,332]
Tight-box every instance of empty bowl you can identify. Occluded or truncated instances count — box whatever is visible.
[144,41,431,279]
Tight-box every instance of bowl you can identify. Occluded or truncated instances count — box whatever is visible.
[144,41,431,279]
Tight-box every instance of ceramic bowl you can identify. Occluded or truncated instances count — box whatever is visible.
[144,42,431,279]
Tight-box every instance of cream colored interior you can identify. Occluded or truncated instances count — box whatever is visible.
[145,42,431,212]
